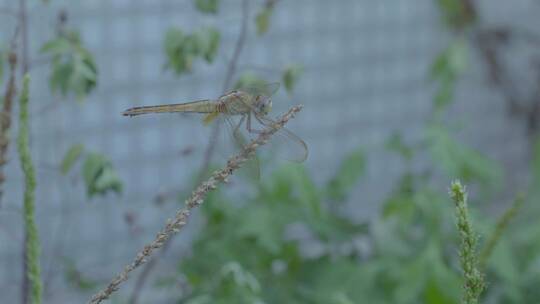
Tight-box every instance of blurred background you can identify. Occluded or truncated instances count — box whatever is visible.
[1,0,540,303]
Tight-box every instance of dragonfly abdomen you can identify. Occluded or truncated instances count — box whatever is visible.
[123,99,215,116]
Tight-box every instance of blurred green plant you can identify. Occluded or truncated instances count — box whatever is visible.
[282,64,303,95]
[61,144,123,198]
[195,0,219,14]
[18,75,42,304]
[436,0,477,30]
[173,157,368,304]
[40,30,97,100]
[430,38,468,110]
[450,181,485,304]
[164,27,221,75]
[63,258,98,291]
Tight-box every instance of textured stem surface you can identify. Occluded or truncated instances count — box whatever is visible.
[88,105,303,304]
[18,75,42,304]
[449,180,485,304]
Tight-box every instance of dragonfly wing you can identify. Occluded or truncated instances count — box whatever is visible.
[215,115,261,180]
[238,82,280,98]
[255,115,308,163]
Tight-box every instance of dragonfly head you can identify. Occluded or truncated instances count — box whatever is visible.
[255,95,272,116]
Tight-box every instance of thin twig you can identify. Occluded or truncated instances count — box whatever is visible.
[0,28,20,205]
[126,240,172,304]
[19,0,29,74]
[88,105,303,304]
[19,0,31,301]
[197,0,250,183]
[127,1,251,302]
[478,194,524,268]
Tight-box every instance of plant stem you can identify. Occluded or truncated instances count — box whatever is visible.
[88,105,303,304]
[449,180,485,304]
[478,194,524,268]
[197,0,250,183]
[0,37,19,204]
[18,75,42,304]
[128,1,251,302]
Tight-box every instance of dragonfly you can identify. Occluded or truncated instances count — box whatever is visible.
[123,82,308,166]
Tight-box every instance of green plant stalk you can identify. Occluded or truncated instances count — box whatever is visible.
[478,194,524,267]
[449,180,484,304]
[18,75,42,304]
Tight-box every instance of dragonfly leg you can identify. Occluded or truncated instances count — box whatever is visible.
[246,112,264,134]
[234,115,246,138]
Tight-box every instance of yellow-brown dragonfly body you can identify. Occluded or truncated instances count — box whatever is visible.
[122,83,307,163]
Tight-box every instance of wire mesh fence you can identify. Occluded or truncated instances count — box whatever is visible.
[0,0,536,302]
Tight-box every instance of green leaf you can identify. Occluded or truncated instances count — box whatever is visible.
[82,152,122,197]
[63,259,98,291]
[164,27,219,75]
[385,132,414,160]
[195,0,219,14]
[255,7,273,36]
[40,38,72,55]
[282,64,303,94]
[42,33,98,99]
[326,148,365,201]
[234,73,268,91]
[60,144,85,175]
[436,0,477,29]
[50,62,73,95]
[430,39,468,110]
[201,28,220,63]
[427,124,502,190]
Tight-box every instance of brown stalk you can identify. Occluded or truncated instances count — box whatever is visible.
[0,51,18,202]
[88,105,303,304]
[128,1,251,303]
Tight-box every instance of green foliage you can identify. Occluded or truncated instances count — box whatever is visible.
[164,27,220,75]
[426,123,502,190]
[82,152,123,197]
[385,132,414,161]
[40,31,97,100]
[18,75,42,304]
[282,64,303,95]
[63,259,98,291]
[255,7,274,36]
[326,148,365,201]
[234,72,268,90]
[430,38,468,110]
[436,0,477,30]
[173,157,367,304]
[60,143,85,175]
[195,0,219,14]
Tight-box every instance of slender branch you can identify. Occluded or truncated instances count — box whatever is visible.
[197,0,250,183]
[88,105,303,304]
[19,0,31,301]
[19,0,29,74]
[0,40,19,204]
[127,1,251,302]
[18,75,42,304]
[478,194,524,268]
[449,181,485,304]
[126,241,172,304]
